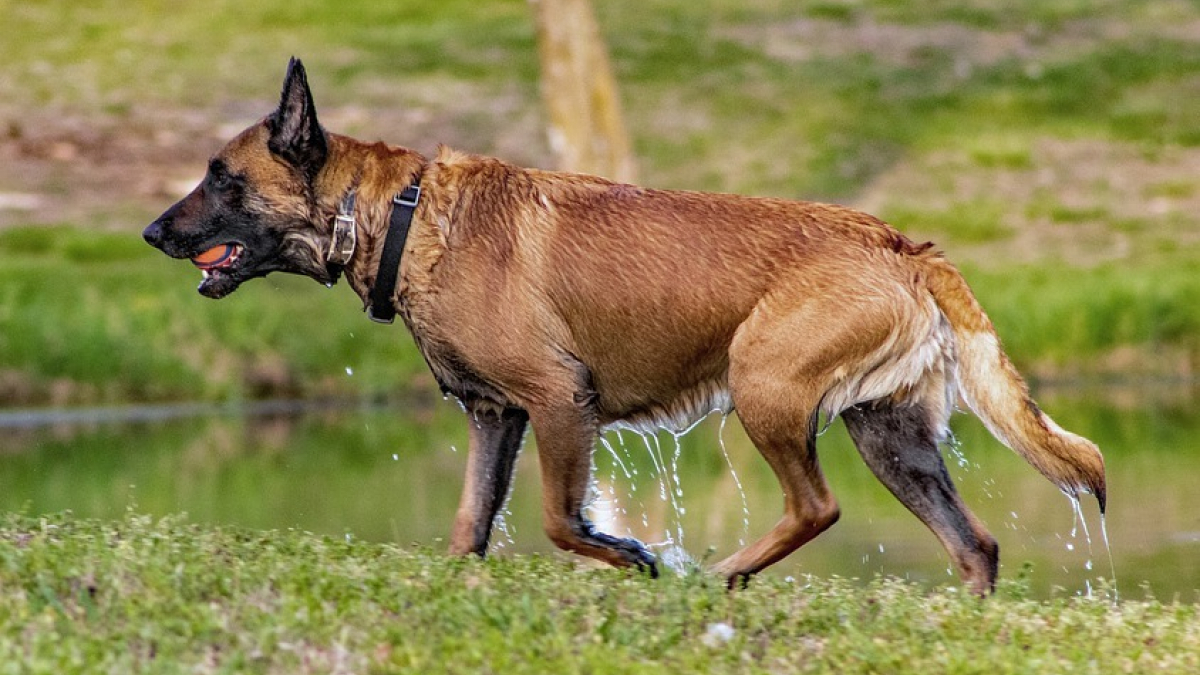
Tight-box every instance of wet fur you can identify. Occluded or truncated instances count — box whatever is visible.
[144,60,1105,594]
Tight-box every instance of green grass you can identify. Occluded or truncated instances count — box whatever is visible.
[966,260,1200,372]
[882,201,1013,244]
[2,512,1196,674]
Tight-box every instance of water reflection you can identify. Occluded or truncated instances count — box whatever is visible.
[1,386,1197,599]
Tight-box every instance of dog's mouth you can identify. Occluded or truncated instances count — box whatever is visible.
[191,243,246,298]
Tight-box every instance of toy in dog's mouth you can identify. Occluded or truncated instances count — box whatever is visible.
[191,243,245,298]
[192,243,243,272]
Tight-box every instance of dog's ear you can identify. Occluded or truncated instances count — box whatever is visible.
[268,57,328,179]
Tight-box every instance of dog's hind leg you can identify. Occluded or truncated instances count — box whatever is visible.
[842,400,999,595]
[710,400,839,585]
[449,405,529,556]
[711,302,846,584]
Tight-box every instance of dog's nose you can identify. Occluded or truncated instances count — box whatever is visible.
[142,220,165,247]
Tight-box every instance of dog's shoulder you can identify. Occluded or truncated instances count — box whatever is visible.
[429,144,523,183]
[418,146,536,250]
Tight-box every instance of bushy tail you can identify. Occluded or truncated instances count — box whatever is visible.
[923,255,1106,513]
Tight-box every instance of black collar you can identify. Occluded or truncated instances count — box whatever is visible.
[367,182,421,324]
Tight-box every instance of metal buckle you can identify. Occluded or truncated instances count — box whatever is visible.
[328,190,358,266]
[327,213,357,266]
[394,185,421,208]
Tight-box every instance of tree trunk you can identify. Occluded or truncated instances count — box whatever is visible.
[529,0,636,182]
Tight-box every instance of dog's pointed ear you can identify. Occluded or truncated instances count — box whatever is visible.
[268,57,328,179]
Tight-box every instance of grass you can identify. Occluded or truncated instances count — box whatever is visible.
[965,260,1200,373]
[2,512,1197,674]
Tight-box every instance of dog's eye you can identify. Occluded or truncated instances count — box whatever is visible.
[210,170,231,190]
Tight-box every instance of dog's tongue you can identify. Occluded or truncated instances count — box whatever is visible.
[192,244,237,270]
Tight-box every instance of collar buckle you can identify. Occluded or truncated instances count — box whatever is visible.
[327,191,358,266]
[394,185,421,208]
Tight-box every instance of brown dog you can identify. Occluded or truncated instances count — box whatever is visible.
[144,59,1105,593]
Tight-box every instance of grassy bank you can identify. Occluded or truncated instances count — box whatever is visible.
[2,0,1199,404]
[2,512,1196,674]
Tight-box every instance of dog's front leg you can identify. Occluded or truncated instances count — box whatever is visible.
[448,405,529,556]
[528,396,658,578]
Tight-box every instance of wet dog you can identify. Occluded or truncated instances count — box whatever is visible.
[144,59,1105,592]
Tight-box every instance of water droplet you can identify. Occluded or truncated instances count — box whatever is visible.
[494,510,516,546]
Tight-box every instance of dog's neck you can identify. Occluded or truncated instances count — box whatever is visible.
[318,134,428,312]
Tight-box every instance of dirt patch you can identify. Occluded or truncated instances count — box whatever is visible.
[720,8,1200,76]
[0,107,219,230]
[0,79,551,232]
[854,137,1200,269]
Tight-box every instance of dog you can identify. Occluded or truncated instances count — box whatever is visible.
[143,59,1105,593]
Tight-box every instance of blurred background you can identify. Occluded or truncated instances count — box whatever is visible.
[1,0,1198,598]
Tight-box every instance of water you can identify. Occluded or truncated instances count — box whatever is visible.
[1,385,1198,599]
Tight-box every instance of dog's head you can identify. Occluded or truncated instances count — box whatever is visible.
[143,58,334,298]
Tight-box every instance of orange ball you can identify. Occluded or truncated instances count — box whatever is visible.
[192,244,236,268]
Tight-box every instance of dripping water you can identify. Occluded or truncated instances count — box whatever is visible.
[492,508,516,549]
[642,431,692,572]
[1065,492,1118,600]
[943,430,970,470]
[599,435,633,480]
[1100,514,1119,601]
[638,432,668,501]
[591,411,749,574]
[717,413,751,547]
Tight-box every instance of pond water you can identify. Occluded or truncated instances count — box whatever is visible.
[2,384,1198,600]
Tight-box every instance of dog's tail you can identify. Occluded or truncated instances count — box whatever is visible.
[923,254,1106,513]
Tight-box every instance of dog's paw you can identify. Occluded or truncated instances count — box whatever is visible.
[619,540,659,579]
[585,528,659,578]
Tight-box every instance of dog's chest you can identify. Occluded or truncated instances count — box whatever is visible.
[399,303,511,408]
